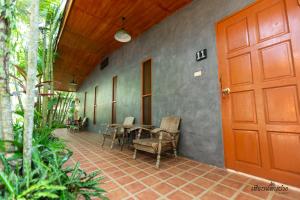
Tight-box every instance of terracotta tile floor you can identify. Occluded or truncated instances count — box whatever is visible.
[56,129,300,200]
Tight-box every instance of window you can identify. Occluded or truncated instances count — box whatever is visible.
[141,59,152,125]
[93,86,97,125]
[112,76,117,123]
[83,92,87,117]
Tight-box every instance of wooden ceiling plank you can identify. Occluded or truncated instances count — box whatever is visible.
[54,0,192,91]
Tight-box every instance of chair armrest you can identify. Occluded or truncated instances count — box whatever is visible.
[165,130,180,136]
[151,128,163,134]
[157,129,180,141]
[99,123,121,134]
[109,123,122,127]
[130,126,152,132]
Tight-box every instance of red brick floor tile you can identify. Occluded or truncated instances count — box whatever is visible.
[118,163,131,169]
[85,166,98,173]
[101,175,111,182]
[141,176,161,186]
[131,171,149,179]
[110,159,125,165]
[271,194,292,200]
[189,168,206,176]
[135,162,151,169]
[227,174,249,183]
[101,181,118,192]
[248,179,270,187]
[235,192,259,200]
[212,184,236,198]
[153,182,175,195]
[200,191,227,200]
[124,181,146,194]
[179,172,198,181]
[193,177,215,189]
[220,178,244,190]
[80,162,94,168]
[242,184,270,199]
[103,166,119,173]
[198,164,215,171]
[177,164,192,170]
[167,190,193,200]
[106,188,129,200]
[155,171,173,180]
[136,189,159,200]
[122,166,139,174]
[109,170,126,179]
[211,168,230,176]
[144,167,159,174]
[96,162,113,169]
[181,183,205,197]
[167,177,187,187]
[55,130,300,200]
[184,160,201,166]
[275,189,300,200]
[168,167,183,174]
[203,173,223,182]
[116,176,135,185]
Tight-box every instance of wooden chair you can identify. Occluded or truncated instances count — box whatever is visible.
[101,117,135,150]
[132,116,181,168]
[69,117,88,133]
[79,117,88,131]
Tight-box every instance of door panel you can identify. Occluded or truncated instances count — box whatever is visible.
[264,86,300,123]
[231,91,257,123]
[217,0,300,187]
[226,19,250,51]
[142,59,152,125]
[259,41,295,80]
[229,53,253,85]
[256,1,288,41]
[269,132,300,174]
[112,76,117,123]
[234,130,261,166]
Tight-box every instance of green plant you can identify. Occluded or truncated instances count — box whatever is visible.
[0,118,107,200]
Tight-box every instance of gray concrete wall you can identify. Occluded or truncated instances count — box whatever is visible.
[77,0,254,167]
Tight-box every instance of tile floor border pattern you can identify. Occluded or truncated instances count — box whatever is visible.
[57,130,300,200]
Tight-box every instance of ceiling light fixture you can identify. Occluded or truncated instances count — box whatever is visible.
[114,17,131,43]
[69,75,78,86]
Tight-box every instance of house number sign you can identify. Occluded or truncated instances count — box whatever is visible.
[196,49,207,61]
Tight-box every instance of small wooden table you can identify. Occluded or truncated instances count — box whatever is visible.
[123,124,155,149]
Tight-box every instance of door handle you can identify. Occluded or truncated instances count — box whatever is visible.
[222,88,231,95]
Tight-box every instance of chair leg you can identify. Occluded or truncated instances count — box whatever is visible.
[133,149,137,159]
[156,153,161,169]
[156,135,163,168]
[121,133,125,151]
[111,132,116,149]
[172,139,177,158]
[101,135,106,148]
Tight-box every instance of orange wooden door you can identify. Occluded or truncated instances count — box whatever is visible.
[217,0,300,187]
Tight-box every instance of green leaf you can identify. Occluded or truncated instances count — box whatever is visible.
[33,192,59,199]
[0,171,15,194]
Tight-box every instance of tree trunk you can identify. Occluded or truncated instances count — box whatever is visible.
[0,95,2,140]
[41,28,48,127]
[52,93,61,123]
[48,45,54,126]
[23,0,40,172]
[58,93,69,123]
[0,11,13,147]
[14,69,24,111]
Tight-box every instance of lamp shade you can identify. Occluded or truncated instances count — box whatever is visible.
[114,29,131,43]
[69,78,78,86]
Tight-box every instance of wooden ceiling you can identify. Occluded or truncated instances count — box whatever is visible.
[54,0,192,91]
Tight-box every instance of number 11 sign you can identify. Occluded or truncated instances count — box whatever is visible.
[196,49,207,61]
